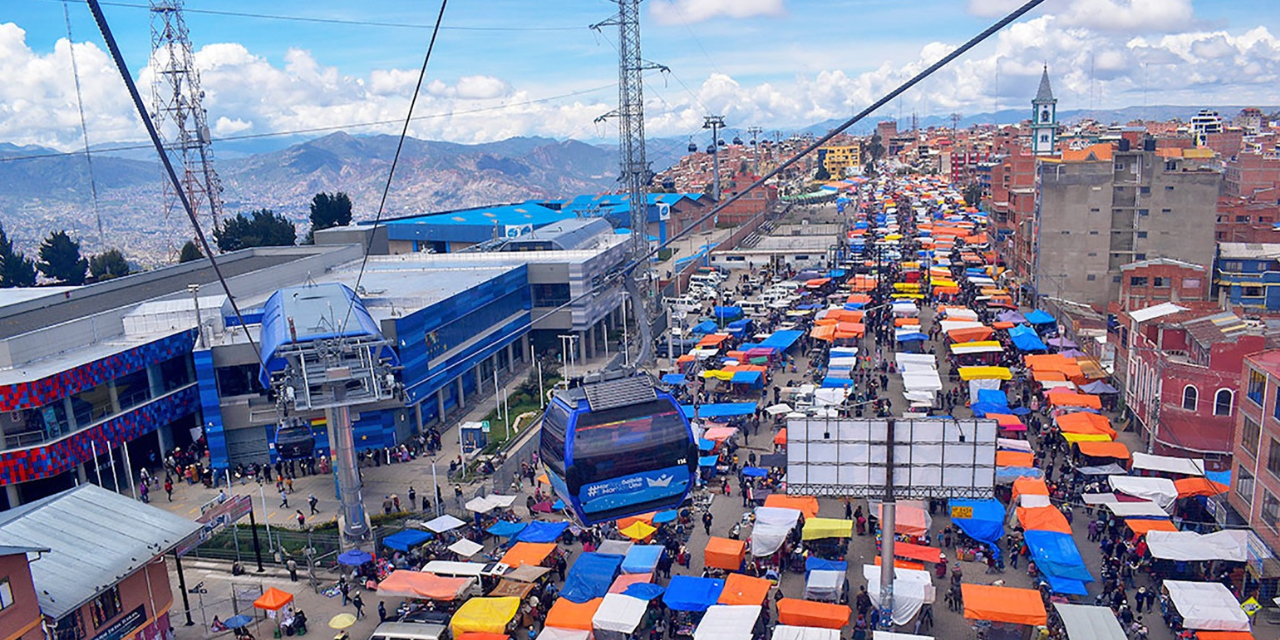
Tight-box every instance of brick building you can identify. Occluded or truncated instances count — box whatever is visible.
[714,175,778,227]
[1229,349,1280,593]
[1116,258,1211,311]
[1216,197,1280,244]
[1224,152,1280,199]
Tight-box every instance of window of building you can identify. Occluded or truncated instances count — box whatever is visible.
[1264,490,1280,531]
[531,283,571,307]
[1137,231,1149,239]
[1269,439,1280,478]
[53,611,84,640]
[1249,369,1267,406]
[1090,207,1101,213]
[1165,185,1175,191]
[1087,274,1096,281]
[1223,261,1243,271]
[90,585,122,628]
[1237,215,1251,222]
[1088,252,1098,257]
[1113,276,1122,283]
[1152,276,1168,287]
[1183,278,1201,289]
[1135,254,1147,261]
[1161,208,1172,214]
[1089,231,1100,235]
[1140,186,1151,194]
[1130,277,1148,287]
[1243,415,1262,457]
[0,579,12,610]
[1213,389,1234,416]
[1238,466,1256,505]
[1138,209,1149,216]
[1182,385,1198,411]
[1245,286,1264,297]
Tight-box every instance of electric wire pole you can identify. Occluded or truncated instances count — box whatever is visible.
[748,126,763,175]
[704,115,726,201]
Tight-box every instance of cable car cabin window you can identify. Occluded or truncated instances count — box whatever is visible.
[541,401,570,476]
[571,399,688,481]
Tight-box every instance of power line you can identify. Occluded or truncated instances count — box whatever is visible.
[49,0,579,32]
[341,0,450,334]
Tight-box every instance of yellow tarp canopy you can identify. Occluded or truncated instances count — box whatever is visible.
[801,518,854,541]
[1061,432,1112,443]
[451,597,520,636]
[957,366,1013,381]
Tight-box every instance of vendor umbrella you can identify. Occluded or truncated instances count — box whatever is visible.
[224,615,254,629]
[654,510,679,524]
[337,550,373,566]
[328,614,357,630]
[621,521,657,540]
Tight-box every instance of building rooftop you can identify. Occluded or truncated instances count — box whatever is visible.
[500,217,615,252]
[1248,350,1280,378]
[0,484,200,621]
[1120,257,1207,272]
[1218,242,1280,260]
[1181,311,1257,345]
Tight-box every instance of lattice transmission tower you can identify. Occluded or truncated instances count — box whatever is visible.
[150,0,224,244]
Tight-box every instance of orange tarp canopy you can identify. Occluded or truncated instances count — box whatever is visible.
[456,635,509,640]
[764,495,819,519]
[894,541,942,564]
[1175,477,1229,498]
[996,451,1034,468]
[1012,477,1049,502]
[379,571,471,600]
[894,317,920,327]
[1197,632,1257,640]
[962,584,1047,626]
[835,322,865,337]
[846,294,873,304]
[500,542,556,568]
[873,556,926,571]
[705,537,747,571]
[698,334,731,348]
[254,587,294,611]
[609,573,652,594]
[617,513,655,530]
[1016,506,1072,534]
[718,574,773,606]
[993,321,1016,330]
[1046,391,1102,409]
[776,599,851,630]
[774,428,787,445]
[544,597,603,631]
[948,327,994,343]
[1024,354,1083,379]
[1125,519,1178,535]
[986,413,1025,428]
[1076,440,1130,460]
[811,325,836,342]
[1032,370,1067,382]
[1055,412,1116,439]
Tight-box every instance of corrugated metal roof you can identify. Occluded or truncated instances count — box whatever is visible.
[1218,242,1280,260]
[1127,302,1187,324]
[0,485,201,620]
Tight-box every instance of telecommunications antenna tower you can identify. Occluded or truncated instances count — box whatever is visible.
[150,0,225,240]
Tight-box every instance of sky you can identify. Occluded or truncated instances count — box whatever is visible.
[3,0,1280,152]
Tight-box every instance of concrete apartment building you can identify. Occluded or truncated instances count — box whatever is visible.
[1034,142,1220,307]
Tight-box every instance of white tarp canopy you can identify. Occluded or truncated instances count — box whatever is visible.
[872,634,938,640]
[1082,493,1120,505]
[426,514,467,533]
[942,308,979,321]
[1108,475,1178,510]
[422,561,487,577]
[771,626,839,640]
[766,404,794,416]
[1130,452,1205,477]
[831,347,857,358]
[902,371,944,392]
[862,565,936,626]
[828,357,859,368]
[939,320,985,333]
[1017,495,1053,508]
[891,302,919,317]
[1054,604,1127,640]
[598,540,633,556]
[693,606,761,640]
[813,388,849,407]
[1103,501,1169,518]
[804,570,844,602]
[1164,580,1251,631]
[895,353,936,369]
[593,594,648,634]
[447,539,484,558]
[1146,530,1248,562]
[488,494,518,508]
[952,343,1003,355]
[998,438,1033,453]
[539,629,591,640]
[895,327,927,341]
[752,507,802,557]
[1039,380,1077,391]
[465,497,497,513]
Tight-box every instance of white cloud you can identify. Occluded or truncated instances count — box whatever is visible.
[214,116,252,135]
[649,0,785,25]
[969,0,1194,32]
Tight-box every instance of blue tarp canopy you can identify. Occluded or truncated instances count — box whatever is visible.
[758,330,804,352]
[896,333,927,342]
[383,529,433,551]
[662,374,687,386]
[948,499,1004,560]
[699,456,719,468]
[713,306,743,320]
[728,319,753,330]
[822,376,855,389]
[742,467,768,478]
[691,320,718,335]
[517,521,569,543]
[1040,573,1089,596]
[805,556,848,580]
[731,371,763,385]
[698,438,715,450]
[560,553,624,603]
[827,269,846,278]
[1008,324,1048,352]
[662,575,725,612]
[654,510,678,524]
[1023,530,1094,584]
[258,283,395,387]
[624,583,666,601]
[996,467,1044,482]
[844,302,866,310]
[682,403,757,418]
[486,520,528,538]
[623,545,664,574]
[971,389,1009,417]
[1025,309,1056,325]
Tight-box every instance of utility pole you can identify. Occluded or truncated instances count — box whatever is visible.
[704,115,727,201]
[748,126,764,175]
[149,0,225,246]
[950,112,962,136]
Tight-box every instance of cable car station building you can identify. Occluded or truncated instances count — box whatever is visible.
[0,206,630,508]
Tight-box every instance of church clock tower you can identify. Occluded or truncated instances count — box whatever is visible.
[1032,66,1057,156]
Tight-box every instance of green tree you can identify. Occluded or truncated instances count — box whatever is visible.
[89,248,131,281]
[963,182,985,209]
[178,240,204,264]
[37,230,88,285]
[814,164,831,181]
[865,132,885,163]
[307,192,353,242]
[213,209,297,252]
[0,225,36,288]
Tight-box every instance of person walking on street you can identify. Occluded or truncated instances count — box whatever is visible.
[295,510,305,528]
[408,487,416,510]
[164,478,174,501]
[702,512,713,536]
[279,489,288,509]
[308,494,319,515]
[339,580,350,606]
[378,602,387,623]
[352,593,365,619]
[286,558,298,582]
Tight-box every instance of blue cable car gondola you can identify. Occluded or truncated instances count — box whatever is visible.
[540,375,697,525]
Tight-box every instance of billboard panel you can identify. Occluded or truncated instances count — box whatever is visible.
[786,418,997,499]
